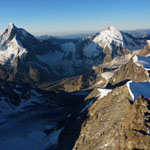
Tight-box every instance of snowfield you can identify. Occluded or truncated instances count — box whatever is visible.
[126,81,150,102]
[0,37,27,65]
[133,55,150,70]
[0,84,70,150]
[101,71,114,80]
[93,26,145,51]
[98,88,112,98]
[0,101,68,150]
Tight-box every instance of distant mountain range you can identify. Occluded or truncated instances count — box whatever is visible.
[37,29,150,40]
[1,23,150,150]
[0,23,150,85]
[124,29,150,37]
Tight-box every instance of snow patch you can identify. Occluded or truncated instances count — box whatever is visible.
[0,128,64,150]
[83,42,101,58]
[98,88,112,98]
[31,90,41,97]
[0,36,27,65]
[126,81,135,100]
[46,128,63,147]
[101,71,114,80]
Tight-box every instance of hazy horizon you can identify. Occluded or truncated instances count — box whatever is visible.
[1,23,150,37]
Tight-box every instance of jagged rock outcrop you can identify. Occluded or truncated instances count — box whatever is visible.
[57,85,131,150]
[118,96,150,149]
[109,55,150,86]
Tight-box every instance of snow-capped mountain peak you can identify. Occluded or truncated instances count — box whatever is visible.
[8,23,15,30]
[7,23,17,37]
[93,26,123,48]
[92,25,148,55]
[0,23,27,65]
[0,23,17,47]
[106,26,123,40]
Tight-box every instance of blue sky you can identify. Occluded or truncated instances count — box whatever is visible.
[0,0,150,35]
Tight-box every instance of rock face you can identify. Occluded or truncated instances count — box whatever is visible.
[40,66,107,92]
[57,85,131,150]
[36,38,105,78]
[57,83,150,150]
[109,55,150,86]
[119,96,150,150]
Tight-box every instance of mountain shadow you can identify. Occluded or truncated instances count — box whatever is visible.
[53,97,97,150]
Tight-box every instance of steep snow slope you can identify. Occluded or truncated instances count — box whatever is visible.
[93,26,123,48]
[126,81,150,102]
[133,55,150,70]
[0,23,27,65]
[93,26,146,52]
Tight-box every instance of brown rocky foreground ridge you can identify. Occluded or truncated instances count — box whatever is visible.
[57,85,150,150]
